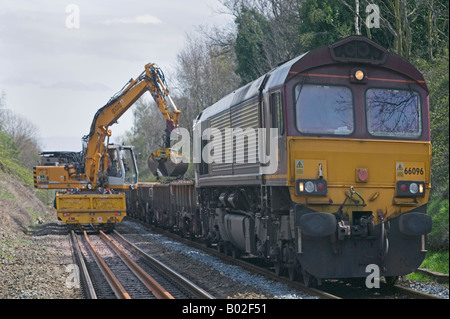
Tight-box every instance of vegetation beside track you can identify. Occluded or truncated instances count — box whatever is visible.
[408,250,449,284]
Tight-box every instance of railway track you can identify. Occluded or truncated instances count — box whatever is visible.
[318,278,444,299]
[69,229,214,299]
[128,220,444,300]
[124,220,338,299]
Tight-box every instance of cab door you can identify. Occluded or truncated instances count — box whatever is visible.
[261,90,286,179]
[107,147,124,186]
[107,146,138,186]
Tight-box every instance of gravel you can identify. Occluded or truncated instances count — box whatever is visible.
[0,173,82,299]
[397,278,449,299]
[117,220,314,299]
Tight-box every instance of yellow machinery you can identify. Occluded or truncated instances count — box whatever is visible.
[55,193,127,226]
[34,63,187,229]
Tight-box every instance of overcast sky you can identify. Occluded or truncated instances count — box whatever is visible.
[0,0,233,151]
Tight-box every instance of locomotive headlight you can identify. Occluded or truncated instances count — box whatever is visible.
[304,181,315,193]
[355,69,365,81]
[419,184,424,194]
[409,183,419,194]
[296,179,327,195]
[299,182,304,192]
[396,181,425,197]
[351,68,367,83]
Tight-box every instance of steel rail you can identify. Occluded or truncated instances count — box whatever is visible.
[393,284,445,299]
[113,230,215,299]
[69,230,97,299]
[99,230,174,299]
[83,230,131,299]
[143,223,340,299]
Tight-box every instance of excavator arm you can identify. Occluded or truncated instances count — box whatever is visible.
[83,63,184,186]
[83,73,149,187]
[34,63,186,191]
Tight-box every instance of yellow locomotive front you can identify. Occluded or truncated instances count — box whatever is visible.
[284,36,432,282]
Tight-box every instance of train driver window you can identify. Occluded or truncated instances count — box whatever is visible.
[366,88,422,138]
[271,92,284,135]
[295,84,354,135]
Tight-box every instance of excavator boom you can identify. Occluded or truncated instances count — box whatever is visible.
[83,63,186,184]
[34,63,187,193]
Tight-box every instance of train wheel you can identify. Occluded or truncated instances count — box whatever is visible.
[224,243,233,256]
[288,266,299,281]
[384,276,399,286]
[274,262,285,276]
[301,270,317,287]
[349,277,366,287]
[231,247,241,259]
[286,246,299,281]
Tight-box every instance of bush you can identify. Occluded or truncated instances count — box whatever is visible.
[427,192,449,251]
[0,131,33,186]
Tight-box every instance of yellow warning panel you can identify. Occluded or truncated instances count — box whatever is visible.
[294,159,327,179]
[396,162,404,177]
[395,162,425,181]
[295,160,304,175]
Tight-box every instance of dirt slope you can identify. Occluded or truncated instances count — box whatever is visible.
[0,171,82,299]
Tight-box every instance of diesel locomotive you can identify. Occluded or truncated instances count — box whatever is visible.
[128,36,433,286]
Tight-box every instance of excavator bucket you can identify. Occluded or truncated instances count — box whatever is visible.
[148,153,188,177]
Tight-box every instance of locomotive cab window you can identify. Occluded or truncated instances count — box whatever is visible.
[366,88,422,138]
[271,91,284,135]
[295,84,354,135]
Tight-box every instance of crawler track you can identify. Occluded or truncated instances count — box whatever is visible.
[71,229,213,299]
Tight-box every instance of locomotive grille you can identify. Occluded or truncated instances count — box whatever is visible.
[329,37,387,64]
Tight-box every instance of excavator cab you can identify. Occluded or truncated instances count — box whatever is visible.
[104,144,138,187]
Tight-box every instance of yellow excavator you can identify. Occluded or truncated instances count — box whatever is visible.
[33,63,188,229]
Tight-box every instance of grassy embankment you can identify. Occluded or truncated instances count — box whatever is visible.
[406,194,449,283]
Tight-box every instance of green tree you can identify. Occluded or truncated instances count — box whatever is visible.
[415,52,449,196]
[299,0,354,52]
[234,6,272,84]
[0,131,33,185]
[0,109,41,169]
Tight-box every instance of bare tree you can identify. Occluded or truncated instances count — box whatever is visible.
[175,32,240,134]
[0,109,41,168]
[338,0,447,60]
